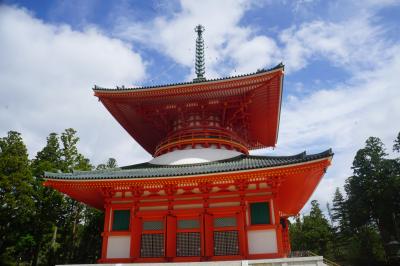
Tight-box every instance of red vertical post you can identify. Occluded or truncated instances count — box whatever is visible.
[274,198,284,256]
[130,186,142,260]
[237,210,246,258]
[204,213,214,258]
[166,215,177,259]
[100,202,111,261]
[282,217,291,256]
[130,216,141,259]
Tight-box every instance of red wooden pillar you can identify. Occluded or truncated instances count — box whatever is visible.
[238,184,248,258]
[237,210,246,258]
[282,217,291,256]
[204,213,214,258]
[100,202,111,261]
[130,216,141,259]
[273,197,284,256]
[130,188,142,260]
[166,215,177,259]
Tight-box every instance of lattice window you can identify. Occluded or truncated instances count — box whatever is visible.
[176,232,201,257]
[178,219,200,229]
[214,217,237,227]
[143,220,164,231]
[140,233,164,257]
[213,231,239,256]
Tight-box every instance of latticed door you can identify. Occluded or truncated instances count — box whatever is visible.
[176,218,201,257]
[140,220,165,257]
[213,216,240,256]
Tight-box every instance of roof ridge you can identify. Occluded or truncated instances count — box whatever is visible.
[44,149,333,179]
[93,63,284,92]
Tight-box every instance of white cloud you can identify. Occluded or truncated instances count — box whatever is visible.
[1,1,399,216]
[113,0,280,79]
[280,14,389,73]
[0,5,151,166]
[252,3,400,212]
[270,45,400,213]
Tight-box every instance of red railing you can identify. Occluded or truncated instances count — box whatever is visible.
[155,127,249,156]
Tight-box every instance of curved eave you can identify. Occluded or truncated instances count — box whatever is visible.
[44,154,332,211]
[43,149,332,180]
[44,156,331,183]
[92,65,284,154]
[93,63,284,94]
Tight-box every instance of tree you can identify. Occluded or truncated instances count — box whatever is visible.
[342,133,400,265]
[96,158,118,170]
[346,136,399,258]
[0,131,35,265]
[30,132,65,266]
[51,129,93,264]
[328,188,350,261]
[290,200,333,258]
[30,129,97,265]
[393,132,400,153]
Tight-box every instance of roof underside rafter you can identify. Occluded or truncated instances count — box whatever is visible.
[93,64,285,155]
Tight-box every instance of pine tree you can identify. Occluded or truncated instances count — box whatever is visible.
[30,132,65,266]
[0,131,35,264]
[289,200,333,258]
[344,135,399,264]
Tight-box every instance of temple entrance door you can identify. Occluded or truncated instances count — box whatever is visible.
[212,215,240,257]
[204,210,244,259]
[175,215,202,258]
[139,218,165,258]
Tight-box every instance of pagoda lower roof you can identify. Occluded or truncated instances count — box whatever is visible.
[44,149,332,180]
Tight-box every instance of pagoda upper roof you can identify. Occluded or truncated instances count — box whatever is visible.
[93,63,285,155]
[44,149,332,180]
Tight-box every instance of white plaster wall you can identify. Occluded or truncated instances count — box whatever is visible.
[150,148,242,165]
[106,236,130,259]
[247,229,277,254]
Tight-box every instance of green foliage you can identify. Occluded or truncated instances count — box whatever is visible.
[1,128,399,266]
[290,131,400,266]
[346,136,400,255]
[0,129,106,266]
[0,131,35,264]
[290,200,333,257]
[96,157,117,170]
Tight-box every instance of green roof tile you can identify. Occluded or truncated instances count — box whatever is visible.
[44,149,332,180]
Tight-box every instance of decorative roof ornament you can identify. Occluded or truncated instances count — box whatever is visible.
[193,25,206,82]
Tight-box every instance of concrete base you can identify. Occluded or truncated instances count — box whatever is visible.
[58,256,326,266]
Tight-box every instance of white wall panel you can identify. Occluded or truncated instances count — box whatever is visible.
[247,229,277,254]
[107,236,130,259]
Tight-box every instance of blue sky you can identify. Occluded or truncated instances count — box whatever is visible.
[1,0,400,212]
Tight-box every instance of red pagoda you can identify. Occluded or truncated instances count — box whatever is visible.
[44,25,332,263]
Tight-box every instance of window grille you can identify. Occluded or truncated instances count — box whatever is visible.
[143,220,164,231]
[176,232,201,257]
[213,231,239,256]
[214,217,237,227]
[140,233,164,257]
[178,219,200,229]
